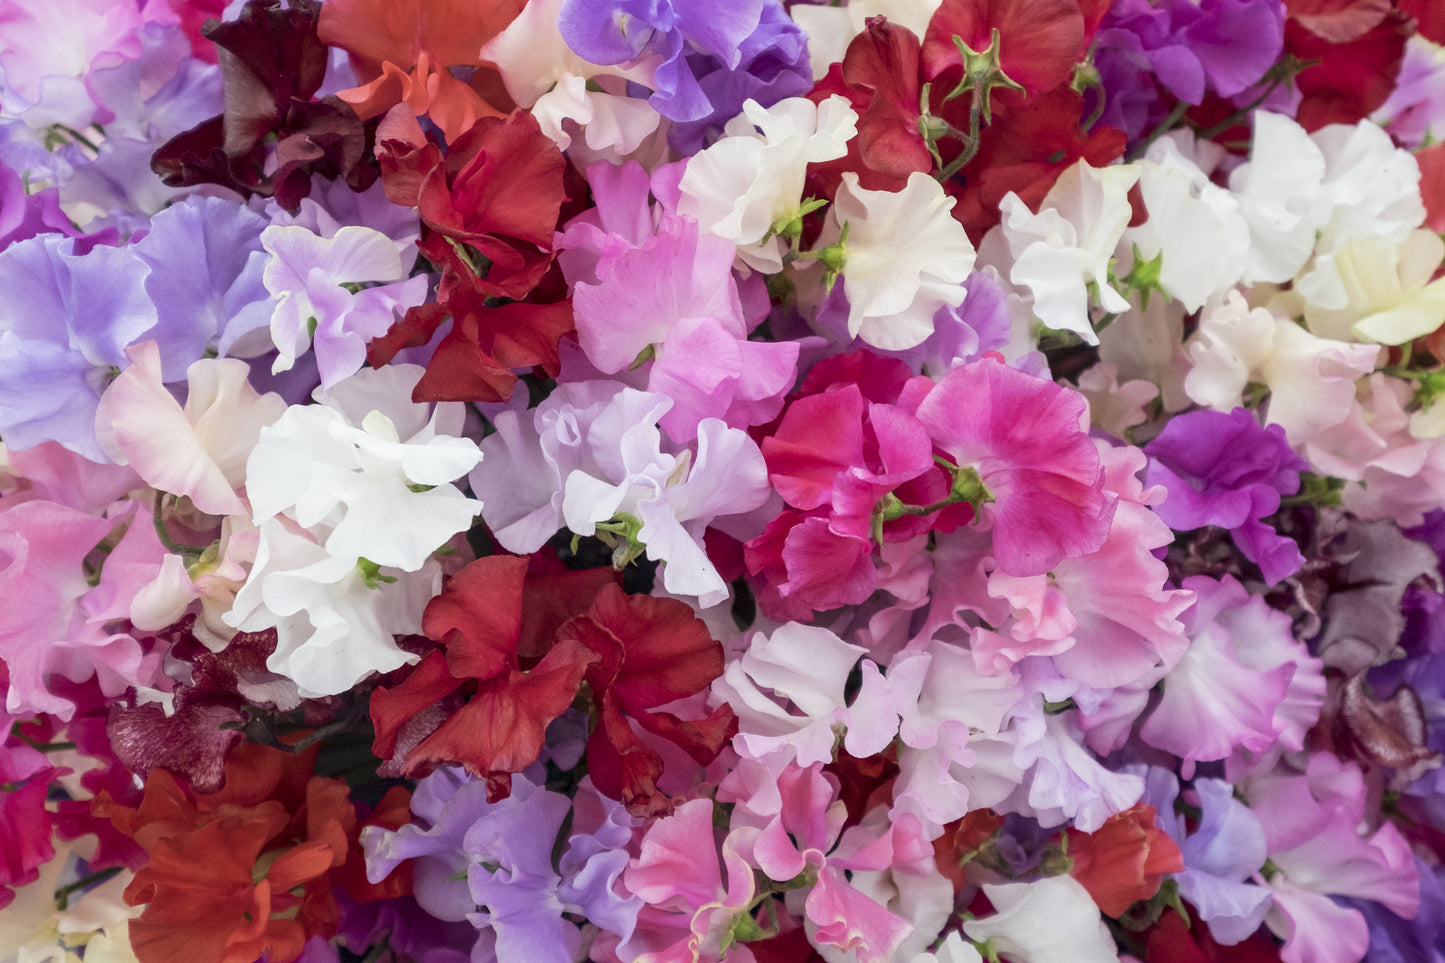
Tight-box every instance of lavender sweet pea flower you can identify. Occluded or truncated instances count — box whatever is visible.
[1141,768,1274,945]
[363,768,641,962]
[666,0,812,154]
[0,160,76,249]
[558,0,764,122]
[131,195,274,367]
[1093,0,1285,138]
[1145,406,1308,585]
[0,232,157,461]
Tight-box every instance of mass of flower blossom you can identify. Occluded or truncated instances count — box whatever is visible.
[3,0,1445,961]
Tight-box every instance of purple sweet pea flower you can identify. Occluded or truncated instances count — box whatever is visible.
[558,0,764,122]
[1145,406,1308,585]
[1141,767,1274,945]
[666,0,812,154]
[1092,0,1285,138]
[131,195,274,367]
[363,768,641,963]
[0,232,157,461]
[0,161,77,250]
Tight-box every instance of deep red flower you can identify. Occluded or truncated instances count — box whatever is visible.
[369,556,615,797]
[945,85,1127,240]
[922,0,1087,99]
[556,585,736,816]
[1064,803,1185,917]
[151,0,373,209]
[809,17,933,193]
[1284,10,1409,131]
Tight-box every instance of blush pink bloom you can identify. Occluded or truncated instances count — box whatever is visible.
[95,341,286,517]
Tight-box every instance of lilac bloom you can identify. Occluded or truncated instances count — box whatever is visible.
[363,768,640,963]
[0,160,76,249]
[557,0,764,122]
[1142,768,1273,945]
[666,0,812,154]
[131,195,274,367]
[0,232,156,461]
[1145,406,1308,585]
[1092,0,1285,138]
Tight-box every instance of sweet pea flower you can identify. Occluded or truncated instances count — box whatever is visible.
[260,224,430,389]
[473,383,768,607]
[962,875,1121,963]
[245,365,482,573]
[224,517,439,699]
[1185,291,1379,446]
[1302,230,1445,346]
[988,160,1140,346]
[678,95,859,273]
[95,341,286,517]
[820,171,976,351]
[912,355,1117,578]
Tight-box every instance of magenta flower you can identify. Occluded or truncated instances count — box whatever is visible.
[912,356,1117,577]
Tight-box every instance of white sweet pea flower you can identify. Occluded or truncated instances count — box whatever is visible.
[1122,138,1249,312]
[678,95,859,273]
[962,876,1120,963]
[711,621,898,766]
[481,0,659,156]
[1303,230,1445,345]
[824,170,976,350]
[1231,113,1425,304]
[1186,291,1380,445]
[225,518,436,698]
[991,160,1140,345]
[246,364,482,573]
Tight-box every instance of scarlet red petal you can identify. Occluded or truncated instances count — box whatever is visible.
[423,554,529,680]
[1286,14,1408,131]
[566,584,725,709]
[369,651,464,760]
[923,0,1085,96]
[586,693,669,816]
[400,638,596,781]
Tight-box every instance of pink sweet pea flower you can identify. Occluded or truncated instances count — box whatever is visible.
[911,355,1117,578]
[95,340,286,517]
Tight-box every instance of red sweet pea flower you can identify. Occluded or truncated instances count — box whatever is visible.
[318,0,523,143]
[809,17,933,193]
[922,0,1087,99]
[945,85,1127,240]
[1064,803,1185,917]
[371,108,573,401]
[95,744,369,963]
[556,585,736,816]
[369,555,613,798]
[1284,8,1409,131]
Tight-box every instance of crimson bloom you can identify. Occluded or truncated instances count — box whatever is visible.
[369,555,611,798]
[556,585,737,815]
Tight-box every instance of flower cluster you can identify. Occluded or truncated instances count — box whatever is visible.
[4,1,1445,962]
